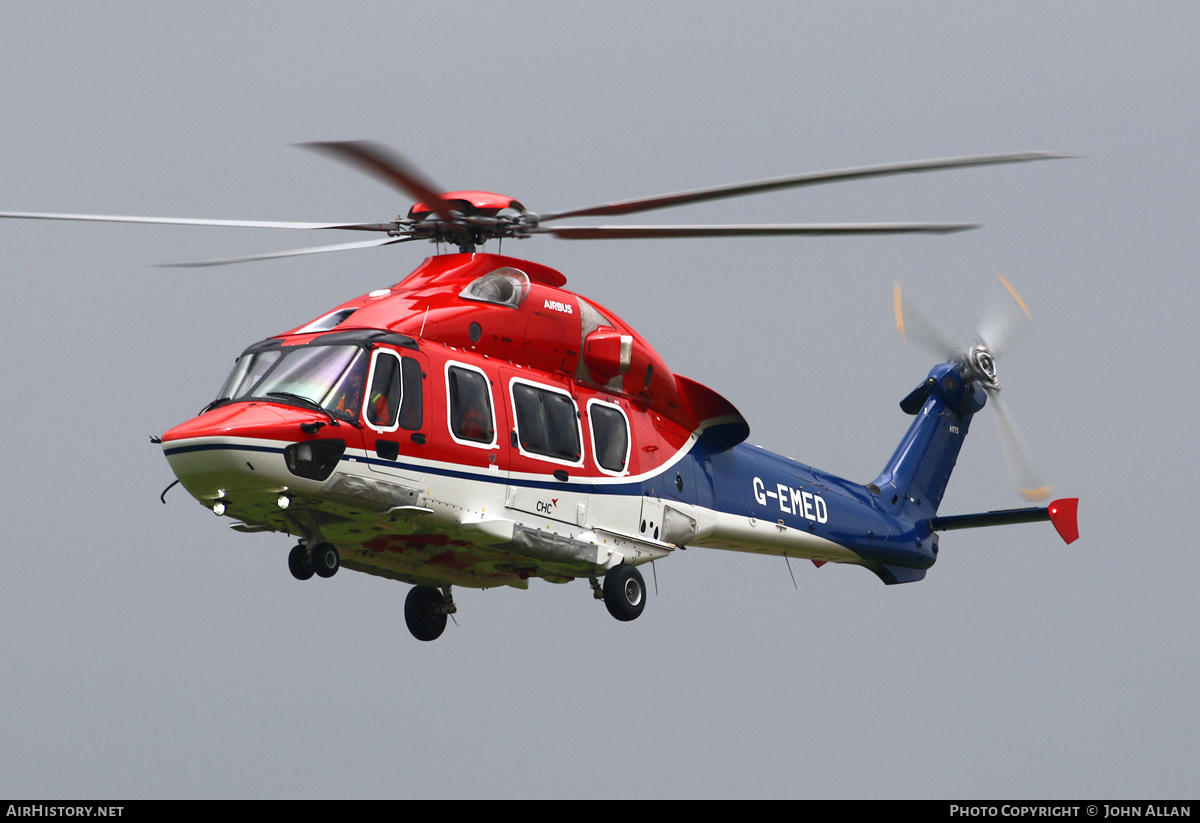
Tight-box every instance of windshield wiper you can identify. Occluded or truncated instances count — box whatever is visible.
[266,392,342,427]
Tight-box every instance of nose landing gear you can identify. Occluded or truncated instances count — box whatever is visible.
[288,543,313,580]
[287,541,339,580]
[311,542,340,578]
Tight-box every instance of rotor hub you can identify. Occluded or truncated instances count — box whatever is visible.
[965,344,998,388]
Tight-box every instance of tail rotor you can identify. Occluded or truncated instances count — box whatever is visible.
[893,274,1051,501]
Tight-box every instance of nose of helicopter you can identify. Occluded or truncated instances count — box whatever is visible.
[161,402,354,513]
[163,401,292,442]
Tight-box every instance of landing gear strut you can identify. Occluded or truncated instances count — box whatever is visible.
[405,585,455,641]
[602,563,646,622]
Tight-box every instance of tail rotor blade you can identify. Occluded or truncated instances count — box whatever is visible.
[985,385,1051,501]
[893,282,960,360]
[895,275,1055,502]
[977,271,1034,359]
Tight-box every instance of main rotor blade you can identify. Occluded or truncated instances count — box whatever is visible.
[893,282,961,360]
[985,385,1051,502]
[541,152,1068,221]
[977,271,1034,359]
[159,235,413,268]
[0,211,392,231]
[298,141,458,223]
[539,222,979,240]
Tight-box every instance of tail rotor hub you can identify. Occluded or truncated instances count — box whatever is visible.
[965,344,998,388]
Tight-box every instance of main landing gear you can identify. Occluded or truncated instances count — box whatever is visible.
[288,542,339,581]
[599,563,647,622]
[286,540,457,642]
[405,585,456,642]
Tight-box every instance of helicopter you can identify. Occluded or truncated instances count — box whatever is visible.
[0,142,1078,641]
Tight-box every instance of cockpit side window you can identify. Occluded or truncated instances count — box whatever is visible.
[366,350,402,430]
[399,357,423,431]
[366,350,424,432]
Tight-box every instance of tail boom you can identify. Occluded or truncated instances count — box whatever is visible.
[930,497,1079,544]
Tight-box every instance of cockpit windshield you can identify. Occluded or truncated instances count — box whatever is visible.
[217,349,282,402]
[213,344,369,422]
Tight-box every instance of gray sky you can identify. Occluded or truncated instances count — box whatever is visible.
[1,2,1195,799]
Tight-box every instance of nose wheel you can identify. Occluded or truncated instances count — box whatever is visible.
[287,542,339,580]
[311,542,340,578]
[602,563,646,622]
[288,544,314,580]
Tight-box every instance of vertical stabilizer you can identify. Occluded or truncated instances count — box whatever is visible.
[870,363,986,516]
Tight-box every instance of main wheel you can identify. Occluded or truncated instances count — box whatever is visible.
[405,585,448,641]
[288,544,314,580]
[311,542,340,578]
[603,563,646,622]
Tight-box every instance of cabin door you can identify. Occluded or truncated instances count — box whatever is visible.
[363,347,428,484]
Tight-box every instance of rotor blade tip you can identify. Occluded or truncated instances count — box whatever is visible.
[1019,485,1053,502]
[994,271,1033,320]
[1008,151,1077,162]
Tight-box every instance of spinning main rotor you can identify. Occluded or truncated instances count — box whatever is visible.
[0,142,1064,266]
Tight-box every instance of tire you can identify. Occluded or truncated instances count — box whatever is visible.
[288,544,314,581]
[311,542,340,578]
[405,585,448,641]
[603,563,646,622]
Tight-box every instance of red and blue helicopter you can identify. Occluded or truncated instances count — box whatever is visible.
[1,142,1078,641]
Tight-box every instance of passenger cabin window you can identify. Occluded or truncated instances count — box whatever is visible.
[588,400,630,474]
[512,381,582,464]
[367,350,423,432]
[447,365,495,446]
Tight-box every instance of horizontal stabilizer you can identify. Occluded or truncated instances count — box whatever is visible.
[929,497,1079,544]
